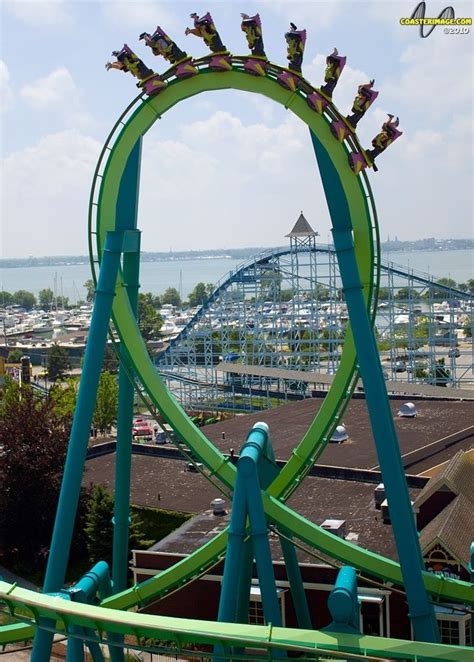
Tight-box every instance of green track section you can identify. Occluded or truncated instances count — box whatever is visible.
[1,581,471,660]
[94,66,472,611]
[93,68,377,606]
[1,62,471,649]
[95,70,371,503]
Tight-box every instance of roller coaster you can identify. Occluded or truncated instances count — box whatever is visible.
[156,241,473,412]
[1,11,473,661]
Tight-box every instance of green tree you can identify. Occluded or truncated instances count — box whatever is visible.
[56,295,69,309]
[38,288,54,310]
[260,270,281,299]
[188,282,210,307]
[280,288,294,302]
[7,349,23,363]
[395,287,419,300]
[424,277,459,300]
[138,294,163,341]
[464,317,472,338]
[457,279,474,295]
[84,484,149,567]
[314,284,330,301]
[378,287,390,300]
[141,291,161,308]
[431,358,450,387]
[161,287,181,308]
[414,366,429,380]
[0,382,88,571]
[0,291,13,306]
[84,484,114,566]
[12,289,36,309]
[47,343,70,380]
[93,371,119,434]
[103,344,119,373]
[49,378,79,421]
[84,279,95,303]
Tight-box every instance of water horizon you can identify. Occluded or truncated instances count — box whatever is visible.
[1,248,472,304]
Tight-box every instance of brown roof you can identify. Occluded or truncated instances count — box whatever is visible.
[84,453,222,513]
[145,474,423,564]
[84,449,419,563]
[414,450,474,507]
[419,494,474,567]
[285,212,318,237]
[203,397,474,472]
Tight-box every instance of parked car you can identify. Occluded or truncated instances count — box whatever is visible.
[448,347,461,358]
[132,418,152,439]
[394,361,407,373]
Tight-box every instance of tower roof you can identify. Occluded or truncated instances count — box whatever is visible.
[286,212,318,237]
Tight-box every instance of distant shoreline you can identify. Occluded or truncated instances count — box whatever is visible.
[1,240,472,269]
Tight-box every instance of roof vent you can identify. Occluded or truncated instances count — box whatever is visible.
[345,532,359,545]
[381,498,416,525]
[321,519,346,538]
[381,499,391,524]
[187,462,204,473]
[374,483,385,510]
[211,498,226,516]
[330,425,348,443]
[398,402,417,418]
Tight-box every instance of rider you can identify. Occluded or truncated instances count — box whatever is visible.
[321,47,341,96]
[351,79,375,114]
[285,22,306,73]
[106,45,155,81]
[185,12,227,53]
[240,13,266,57]
[372,114,399,151]
[139,27,188,64]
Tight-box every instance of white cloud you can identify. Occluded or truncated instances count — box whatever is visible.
[21,67,77,110]
[382,34,472,121]
[136,109,331,252]
[261,0,342,29]
[20,67,96,129]
[368,110,472,240]
[4,0,73,27]
[100,0,176,30]
[1,130,102,256]
[0,60,14,112]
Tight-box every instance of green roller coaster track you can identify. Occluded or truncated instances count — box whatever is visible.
[1,56,472,659]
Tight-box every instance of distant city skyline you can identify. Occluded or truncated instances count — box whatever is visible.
[1,235,472,265]
[1,1,473,257]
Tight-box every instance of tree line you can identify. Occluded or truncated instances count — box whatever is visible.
[0,374,153,579]
[2,276,471,313]
[0,280,215,312]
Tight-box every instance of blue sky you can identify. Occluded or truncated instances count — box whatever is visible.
[1,0,473,257]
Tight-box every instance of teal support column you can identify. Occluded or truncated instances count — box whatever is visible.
[31,231,125,661]
[470,543,474,643]
[217,468,250,624]
[217,423,284,660]
[243,463,282,630]
[310,129,439,644]
[112,138,142,595]
[235,540,254,623]
[325,566,360,633]
[279,534,312,629]
[68,561,122,662]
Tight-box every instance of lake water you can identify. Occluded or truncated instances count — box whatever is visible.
[1,249,472,303]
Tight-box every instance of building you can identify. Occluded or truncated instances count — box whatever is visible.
[82,396,474,643]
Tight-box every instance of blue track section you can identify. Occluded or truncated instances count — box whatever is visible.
[156,245,470,367]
